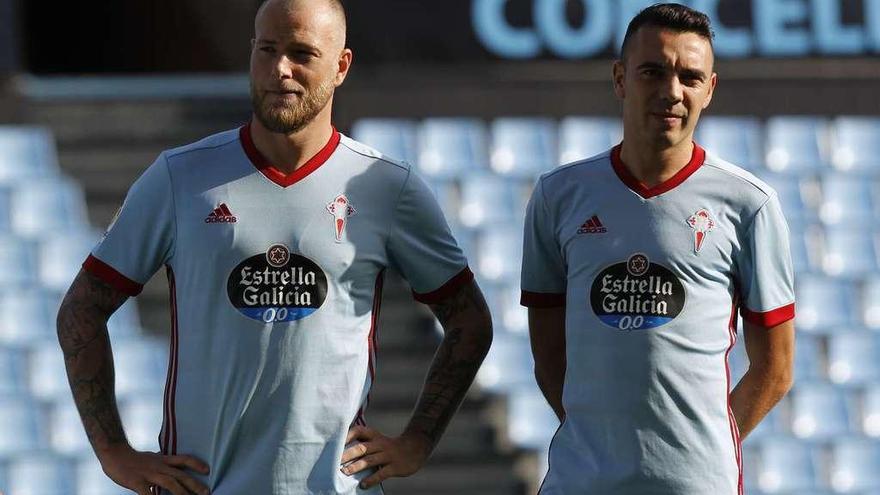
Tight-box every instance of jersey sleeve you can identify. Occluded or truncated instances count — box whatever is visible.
[83,154,176,296]
[736,193,795,327]
[520,178,566,307]
[387,168,472,303]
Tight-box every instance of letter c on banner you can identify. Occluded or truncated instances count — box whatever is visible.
[534,0,612,58]
[472,0,542,58]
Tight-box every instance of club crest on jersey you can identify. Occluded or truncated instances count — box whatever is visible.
[326,194,356,243]
[687,208,716,254]
[590,253,686,331]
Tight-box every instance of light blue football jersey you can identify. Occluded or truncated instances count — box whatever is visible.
[84,124,472,495]
[521,144,795,495]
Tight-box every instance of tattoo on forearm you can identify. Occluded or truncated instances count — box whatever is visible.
[406,282,492,447]
[56,270,129,450]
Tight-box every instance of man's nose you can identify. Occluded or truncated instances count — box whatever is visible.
[660,74,684,104]
[273,55,294,78]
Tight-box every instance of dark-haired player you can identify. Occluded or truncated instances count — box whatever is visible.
[522,4,795,494]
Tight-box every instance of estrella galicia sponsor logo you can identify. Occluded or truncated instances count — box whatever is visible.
[227,244,327,323]
[590,253,685,331]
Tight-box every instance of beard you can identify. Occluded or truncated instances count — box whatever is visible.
[251,78,335,134]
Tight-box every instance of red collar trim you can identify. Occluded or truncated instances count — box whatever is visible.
[611,143,706,199]
[239,123,341,188]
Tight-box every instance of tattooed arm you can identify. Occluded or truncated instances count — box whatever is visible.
[341,279,493,489]
[57,269,209,495]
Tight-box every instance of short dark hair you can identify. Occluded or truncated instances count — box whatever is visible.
[621,3,714,58]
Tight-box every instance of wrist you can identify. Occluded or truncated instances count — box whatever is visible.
[400,428,434,459]
[94,441,134,462]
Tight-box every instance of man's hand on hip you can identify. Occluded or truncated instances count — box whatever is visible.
[340,425,432,489]
[97,443,210,495]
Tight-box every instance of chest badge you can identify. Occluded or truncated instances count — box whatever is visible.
[327,194,356,243]
[686,208,716,254]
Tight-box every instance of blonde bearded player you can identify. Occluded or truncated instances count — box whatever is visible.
[56,0,493,493]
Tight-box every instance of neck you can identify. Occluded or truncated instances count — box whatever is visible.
[619,136,694,187]
[249,106,334,175]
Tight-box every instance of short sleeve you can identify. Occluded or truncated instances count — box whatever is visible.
[736,193,795,327]
[83,154,176,296]
[388,168,472,303]
[520,178,566,307]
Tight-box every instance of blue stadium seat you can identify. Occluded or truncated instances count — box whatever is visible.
[827,332,880,385]
[794,333,825,382]
[558,117,621,165]
[829,438,880,492]
[818,174,876,226]
[483,283,528,335]
[820,228,878,278]
[764,116,830,174]
[113,336,168,399]
[475,226,523,284]
[696,116,764,170]
[795,276,857,332]
[790,382,855,440]
[7,452,75,495]
[476,333,533,393]
[754,437,823,493]
[28,345,69,402]
[0,126,60,183]
[37,229,100,292]
[861,385,880,438]
[49,396,91,455]
[0,344,29,395]
[417,118,489,179]
[458,173,524,230]
[119,395,165,453]
[489,117,557,178]
[507,386,559,451]
[77,455,130,495]
[0,394,46,455]
[759,174,815,224]
[0,288,59,345]
[349,118,417,165]
[0,235,38,287]
[830,117,880,173]
[862,277,880,330]
[787,226,815,274]
[11,179,90,238]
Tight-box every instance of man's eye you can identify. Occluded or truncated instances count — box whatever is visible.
[259,47,276,54]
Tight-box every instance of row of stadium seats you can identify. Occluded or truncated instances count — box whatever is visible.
[0,127,158,495]
[352,116,880,179]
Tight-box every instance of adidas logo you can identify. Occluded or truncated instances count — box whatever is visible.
[577,215,607,234]
[205,203,237,223]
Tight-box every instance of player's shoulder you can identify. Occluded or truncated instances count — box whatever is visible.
[700,149,778,203]
[537,149,613,192]
[337,134,411,174]
[161,127,243,167]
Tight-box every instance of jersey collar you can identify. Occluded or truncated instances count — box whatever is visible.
[239,123,341,188]
[611,142,706,199]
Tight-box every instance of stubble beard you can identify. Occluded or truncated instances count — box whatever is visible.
[251,78,335,135]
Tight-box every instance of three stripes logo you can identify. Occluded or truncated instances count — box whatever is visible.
[577,215,607,234]
[205,203,237,223]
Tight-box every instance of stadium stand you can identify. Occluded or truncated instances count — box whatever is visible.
[5,108,880,493]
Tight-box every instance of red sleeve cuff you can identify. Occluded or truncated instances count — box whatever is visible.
[82,255,144,297]
[520,291,566,308]
[412,267,475,304]
[741,303,795,328]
